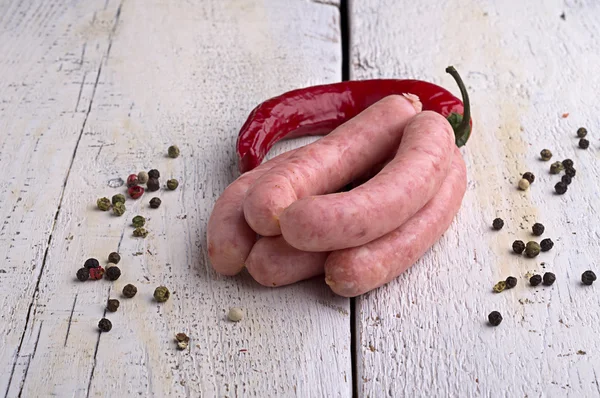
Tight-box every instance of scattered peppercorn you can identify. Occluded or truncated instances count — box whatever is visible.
[562,159,574,168]
[175,333,190,350]
[84,258,100,269]
[76,268,89,281]
[518,178,530,190]
[577,127,588,138]
[550,161,564,174]
[532,223,545,236]
[540,238,554,252]
[530,274,542,286]
[543,272,556,286]
[561,175,572,185]
[137,171,149,184]
[97,197,111,211]
[153,286,170,302]
[148,169,160,179]
[112,201,126,216]
[540,149,552,161]
[105,266,121,281]
[522,172,535,184]
[505,276,518,289]
[147,178,160,192]
[149,197,162,209]
[525,241,541,258]
[488,311,502,326]
[512,240,526,254]
[492,218,504,230]
[132,215,146,228]
[89,266,105,280]
[98,318,112,332]
[133,227,149,238]
[112,194,126,205]
[127,174,139,187]
[128,185,145,199]
[123,284,138,298]
[579,138,590,149]
[168,145,180,158]
[107,299,120,312]
[108,252,121,264]
[582,270,597,286]
[228,307,244,322]
[565,167,576,178]
[166,179,179,190]
[493,281,507,293]
[555,181,568,195]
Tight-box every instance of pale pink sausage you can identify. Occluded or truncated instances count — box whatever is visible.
[245,236,328,287]
[243,94,422,236]
[207,150,297,276]
[280,111,455,251]
[324,147,467,297]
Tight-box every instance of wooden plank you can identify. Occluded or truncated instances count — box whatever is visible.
[6,0,350,397]
[351,0,600,396]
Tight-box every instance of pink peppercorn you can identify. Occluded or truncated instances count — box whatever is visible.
[89,266,105,280]
[127,174,139,187]
[128,185,144,199]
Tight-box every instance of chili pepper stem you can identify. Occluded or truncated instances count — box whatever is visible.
[445,66,471,146]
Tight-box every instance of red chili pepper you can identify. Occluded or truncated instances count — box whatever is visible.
[236,66,472,173]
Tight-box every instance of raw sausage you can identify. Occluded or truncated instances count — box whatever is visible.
[243,94,422,236]
[324,147,467,297]
[280,111,455,251]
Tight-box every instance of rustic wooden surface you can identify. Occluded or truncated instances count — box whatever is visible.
[2,0,600,396]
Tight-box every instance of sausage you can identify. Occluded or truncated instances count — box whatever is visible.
[242,94,422,236]
[207,150,297,276]
[245,236,328,287]
[280,111,455,251]
[324,147,467,297]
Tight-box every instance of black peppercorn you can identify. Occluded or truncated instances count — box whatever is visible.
[530,274,542,286]
[147,178,160,192]
[582,270,597,286]
[107,299,120,312]
[149,197,161,209]
[562,159,574,168]
[543,272,556,286]
[561,175,572,185]
[488,311,502,326]
[84,258,100,269]
[505,276,518,289]
[522,172,535,184]
[76,268,89,282]
[123,284,138,298]
[492,218,504,230]
[532,223,545,236]
[555,182,568,195]
[565,167,576,178]
[579,138,590,149]
[512,240,525,254]
[108,252,121,264]
[577,127,588,138]
[98,318,112,332]
[105,266,121,281]
[148,169,160,179]
[540,238,554,252]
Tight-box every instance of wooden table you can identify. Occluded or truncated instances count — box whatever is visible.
[2,0,600,396]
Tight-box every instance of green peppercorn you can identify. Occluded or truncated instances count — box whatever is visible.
[579,138,590,149]
[175,333,190,350]
[532,223,545,236]
[540,149,552,161]
[562,159,574,168]
[76,268,89,281]
[168,145,180,158]
[166,179,179,190]
[525,241,541,258]
[123,284,138,298]
[492,218,504,230]
[488,311,502,326]
[582,270,597,286]
[107,299,120,312]
[108,252,121,264]
[565,167,576,178]
[540,238,554,252]
[133,227,149,238]
[550,161,564,174]
[147,178,160,192]
[561,175,572,185]
[97,197,111,211]
[543,272,556,286]
[153,286,170,302]
[512,240,525,254]
[577,127,588,138]
[148,169,160,179]
[111,194,125,206]
[105,266,121,281]
[137,171,149,184]
[530,274,542,286]
[522,172,535,184]
[493,281,507,293]
[112,202,126,216]
[98,318,112,332]
[555,181,568,194]
[132,215,146,228]
[505,276,517,289]
[84,258,100,269]
[149,197,161,209]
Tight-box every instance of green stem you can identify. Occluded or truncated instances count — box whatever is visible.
[445,66,471,146]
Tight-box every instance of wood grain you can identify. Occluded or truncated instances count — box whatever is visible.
[351,0,600,396]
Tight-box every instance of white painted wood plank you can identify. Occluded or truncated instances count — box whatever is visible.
[352,0,600,396]
[5,1,350,397]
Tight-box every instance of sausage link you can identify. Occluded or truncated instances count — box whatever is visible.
[280,111,455,251]
[242,94,421,236]
[324,147,467,297]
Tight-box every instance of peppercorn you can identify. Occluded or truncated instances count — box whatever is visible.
[540,149,552,161]
[488,311,502,326]
[522,172,535,184]
[582,270,597,286]
[512,240,526,254]
[149,197,161,209]
[166,178,179,190]
[108,252,121,264]
[175,333,190,350]
[153,286,170,302]
[540,238,554,252]
[493,281,507,293]
[505,276,517,289]
[561,175,572,185]
[518,178,530,190]
[127,174,139,187]
[105,266,121,281]
[228,307,244,322]
[555,181,568,195]
[148,169,160,179]
[112,194,126,205]
[84,258,100,269]
[137,171,149,184]
[132,215,146,228]
[123,284,137,298]
[565,167,576,178]
[133,227,148,238]
[89,266,105,280]
[107,299,120,312]
[530,274,542,286]
[168,145,180,158]
[579,138,590,149]
[577,127,588,138]
[76,268,89,281]
[147,178,160,192]
[112,202,126,216]
[97,197,111,211]
[492,218,504,230]
[525,241,541,258]
[106,262,117,269]
[98,318,112,332]
[543,272,556,286]
[562,159,574,168]
[550,161,564,174]
[532,223,545,236]
[128,185,144,199]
